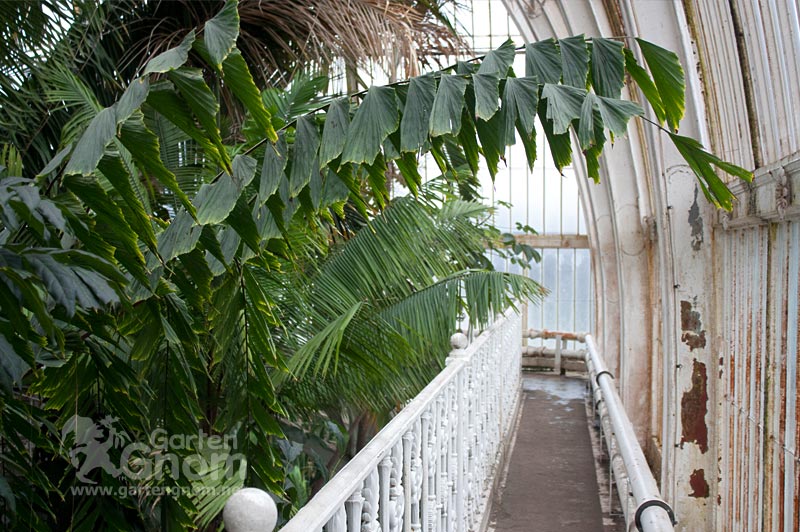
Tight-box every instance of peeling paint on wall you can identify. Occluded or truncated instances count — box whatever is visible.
[681,359,709,453]
[689,468,710,498]
[680,299,707,350]
[688,187,704,251]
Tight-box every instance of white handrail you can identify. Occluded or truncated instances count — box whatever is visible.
[225,309,522,532]
[584,335,676,531]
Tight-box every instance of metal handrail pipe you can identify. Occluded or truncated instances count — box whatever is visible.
[584,334,675,532]
[523,329,587,341]
[521,346,586,359]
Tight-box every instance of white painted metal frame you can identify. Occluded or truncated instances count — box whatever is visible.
[225,310,522,532]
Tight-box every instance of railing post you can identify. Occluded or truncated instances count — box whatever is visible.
[447,332,469,532]
[554,333,563,375]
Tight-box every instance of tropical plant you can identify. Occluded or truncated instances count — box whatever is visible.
[0,0,462,179]
[0,0,752,530]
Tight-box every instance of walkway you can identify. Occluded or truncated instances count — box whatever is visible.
[488,374,611,532]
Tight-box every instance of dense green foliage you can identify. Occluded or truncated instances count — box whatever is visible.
[0,1,752,530]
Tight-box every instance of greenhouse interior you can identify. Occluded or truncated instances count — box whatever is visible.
[0,1,797,531]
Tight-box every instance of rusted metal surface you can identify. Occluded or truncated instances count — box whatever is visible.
[717,221,799,531]
[680,359,709,454]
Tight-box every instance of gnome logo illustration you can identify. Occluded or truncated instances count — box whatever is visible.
[62,415,129,484]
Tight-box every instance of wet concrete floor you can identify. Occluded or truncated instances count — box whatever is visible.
[488,374,605,532]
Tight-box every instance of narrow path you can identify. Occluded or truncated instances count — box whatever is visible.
[488,374,605,532]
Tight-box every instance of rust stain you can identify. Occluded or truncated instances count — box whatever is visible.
[681,359,709,453]
[688,187,704,251]
[680,299,707,350]
[689,469,709,498]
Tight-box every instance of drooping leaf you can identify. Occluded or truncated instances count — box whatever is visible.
[64,107,116,175]
[232,153,257,188]
[400,74,435,152]
[501,77,539,144]
[222,49,277,141]
[158,210,202,262]
[475,112,505,178]
[169,67,230,169]
[591,37,625,98]
[578,93,600,149]
[226,195,261,252]
[97,155,156,251]
[525,39,561,84]
[429,74,468,137]
[636,38,685,131]
[559,35,588,88]
[144,30,195,75]
[118,111,194,213]
[146,83,225,167]
[669,133,752,210]
[319,98,350,166]
[623,48,666,125]
[195,174,240,225]
[342,86,399,165]
[290,115,320,196]
[473,73,500,121]
[202,0,239,68]
[260,134,287,203]
[595,96,643,138]
[541,83,586,134]
[477,39,517,76]
[115,78,150,123]
[537,99,572,170]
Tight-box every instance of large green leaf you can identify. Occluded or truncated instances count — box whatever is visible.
[260,134,287,203]
[636,38,685,131]
[623,48,666,125]
[477,39,516,76]
[591,37,625,98]
[342,86,399,165]
[222,49,277,141]
[202,0,239,68]
[144,30,195,75]
[669,133,752,210]
[501,77,539,144]
[319,98,350,166]
[400,74,435,152]
[24,250,123,316]
[578,93,601,149]
[538,99,572,170]
[559,35,588,88]
[429,75,468,137]
[475,112,505,178]
[146,83,225,167]
[525,39,561,84]
[64,107,116,175]
[158,210,202,262]
[115,78,150,123]
[195,154,255,224]
[118,111,193,213]
[169,67,230,170]
[97,155,156,251]
[473,73,500,121]
[290,115,320,196]
[595,96,643,138]
[541,83,586,134]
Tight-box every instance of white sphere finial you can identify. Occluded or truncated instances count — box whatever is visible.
[450,332,468,350]
[223,488,278,532]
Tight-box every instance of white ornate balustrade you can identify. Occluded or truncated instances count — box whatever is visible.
[225,309,522,532]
